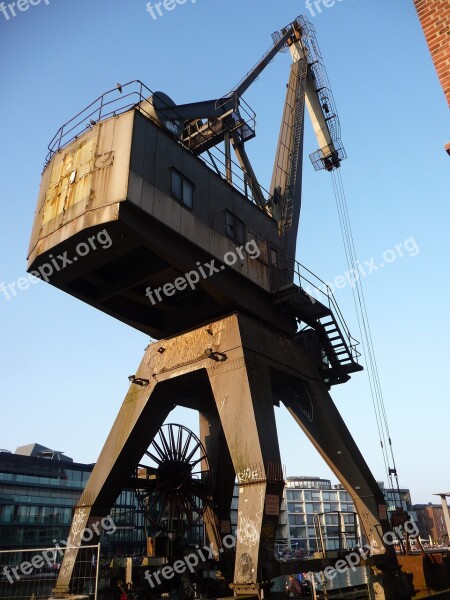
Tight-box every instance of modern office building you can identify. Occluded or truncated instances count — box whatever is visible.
[0,445,144,554]
[281,476,360,554]
[234,477,417,557]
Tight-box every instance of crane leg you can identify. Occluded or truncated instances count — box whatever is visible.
[199,406,236,559]
[54,313,412,599]
[206,356,284,597]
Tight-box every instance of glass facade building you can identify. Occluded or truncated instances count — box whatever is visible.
[0,445,206,555]
[0,451,91,548]
[283,477,358,554]
[0,448,145,554]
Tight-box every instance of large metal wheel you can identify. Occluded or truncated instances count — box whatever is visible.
[135,423,211,535]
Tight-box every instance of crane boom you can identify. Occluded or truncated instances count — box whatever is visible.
[231,29,295,97]
[268,17,346,264]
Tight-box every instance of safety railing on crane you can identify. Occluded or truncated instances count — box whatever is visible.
[45,80,156,166]
[44,80,267,207]
[296,15,347,171]
[272,259,362,365]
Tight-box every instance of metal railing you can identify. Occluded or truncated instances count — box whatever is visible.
[46,80,156,166]
[313,511,361,557]
[272,259,361,364]
[0,544,99,599]
[44,80,268,207]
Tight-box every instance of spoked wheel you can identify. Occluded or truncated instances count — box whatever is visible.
[135,423,211,536]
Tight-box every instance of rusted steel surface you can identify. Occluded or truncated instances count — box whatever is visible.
[54,313,396,596]
[398,553,450,595]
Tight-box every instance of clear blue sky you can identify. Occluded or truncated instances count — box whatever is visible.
[0,0,449,505]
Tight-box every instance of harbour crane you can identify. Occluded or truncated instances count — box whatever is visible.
[28,15,416,600]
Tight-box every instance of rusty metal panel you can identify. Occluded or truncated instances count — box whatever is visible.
[398,556,428,593]
[27,111,133,268]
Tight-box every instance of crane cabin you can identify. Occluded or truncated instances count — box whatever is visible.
[27,90,289,338]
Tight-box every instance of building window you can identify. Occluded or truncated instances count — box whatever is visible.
[342,514,356,525]
[305,502,321,514]
[322,492,338,501]
[171,169,194,209]
[290,527,306,538]
[225,211,245,244]
[287,502,303,513]
[325,514,339,526]
[289,514,305,526]
[323,502,339,512]
[287,490,301,501]
[304,491,321,501]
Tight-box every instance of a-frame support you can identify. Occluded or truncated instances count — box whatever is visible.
[54,313,402,598]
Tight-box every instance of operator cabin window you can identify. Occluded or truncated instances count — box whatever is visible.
[171,169,194,209]
[225,211,245,245]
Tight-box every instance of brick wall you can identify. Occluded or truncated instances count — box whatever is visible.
[414,0,450,107]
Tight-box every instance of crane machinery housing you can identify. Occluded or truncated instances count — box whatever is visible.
[28,15,422,600]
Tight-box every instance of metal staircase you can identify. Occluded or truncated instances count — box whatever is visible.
[273,262,362,385]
